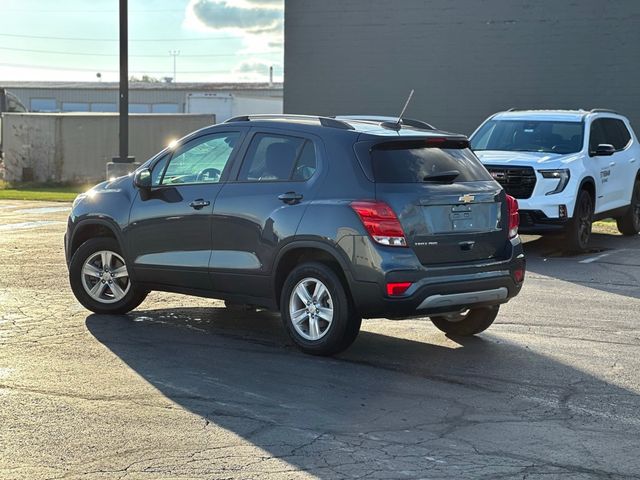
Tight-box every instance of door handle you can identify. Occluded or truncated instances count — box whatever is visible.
[189,199,210,210]
[609,162,616,167]
[278,192,303,205]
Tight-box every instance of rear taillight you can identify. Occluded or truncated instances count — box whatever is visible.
[386,282,412,296]
[350,200,407,247]
[506,194,519,238]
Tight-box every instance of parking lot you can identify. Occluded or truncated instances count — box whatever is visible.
[1,199,639,479]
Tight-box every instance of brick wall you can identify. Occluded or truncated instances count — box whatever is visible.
[284,0,640,135]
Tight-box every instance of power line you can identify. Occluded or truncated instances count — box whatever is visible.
[0,46,282,58]
[0,32,279,42]
[0,62,283,74]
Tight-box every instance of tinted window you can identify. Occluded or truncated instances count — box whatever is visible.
[471,120,584,154]
[602,119,631,150]
[589,119,607,152]
[371,142,492,183]
[238,134,313,182]
[161,132,240,185]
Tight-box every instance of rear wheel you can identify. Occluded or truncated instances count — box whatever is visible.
[430,306,499,336]
[69,237,147,314]
[280,262,361,356]
[616,179,640,235]
[565,189,594,252]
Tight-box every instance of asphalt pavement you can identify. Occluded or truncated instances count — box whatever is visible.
[1,200,639,479]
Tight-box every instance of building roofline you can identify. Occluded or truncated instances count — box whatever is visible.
[0,81,283,91]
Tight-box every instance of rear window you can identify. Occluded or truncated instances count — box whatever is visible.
[371,141,492,183]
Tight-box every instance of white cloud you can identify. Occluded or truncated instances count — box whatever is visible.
[184,0,283,36]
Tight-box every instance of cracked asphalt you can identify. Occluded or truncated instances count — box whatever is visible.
[1,199,639,479]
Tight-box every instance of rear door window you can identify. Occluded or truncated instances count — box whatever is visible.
[371,141,492,183]
[238,133,316,182]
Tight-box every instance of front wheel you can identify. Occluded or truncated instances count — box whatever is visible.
[280,262,361,356]
[565,189,594,252]
[430,306,500,336]
[616,179,640,236]
[69,237,147,314]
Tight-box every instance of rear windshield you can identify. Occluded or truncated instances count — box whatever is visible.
[471,120,584,154]
[371,142,492,183]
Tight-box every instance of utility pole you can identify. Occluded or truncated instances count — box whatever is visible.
[169,50,180,82]
[107,0,137,179]
[118,0,129,163]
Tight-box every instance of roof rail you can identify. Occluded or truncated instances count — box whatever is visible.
[590,108,620,115]
[224,114,355,130]
[334,115,435,130]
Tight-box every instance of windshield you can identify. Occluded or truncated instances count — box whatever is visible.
[471,120,584,154]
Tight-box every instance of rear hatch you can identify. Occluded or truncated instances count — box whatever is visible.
[355,137,509,266]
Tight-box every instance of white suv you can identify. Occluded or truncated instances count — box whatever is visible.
[470,109,640,250]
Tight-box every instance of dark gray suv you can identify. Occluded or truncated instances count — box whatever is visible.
[65,115,525,355]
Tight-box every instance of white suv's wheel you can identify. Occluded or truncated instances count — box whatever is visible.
[616,179,640,235]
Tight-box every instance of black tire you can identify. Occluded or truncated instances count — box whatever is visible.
[565,189,594,252]
[69,237,147,314]
[616,179,640,236]
[430,306,499,336]
[280,262,361,356]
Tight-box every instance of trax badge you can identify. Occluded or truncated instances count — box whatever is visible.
[458,194,475,203]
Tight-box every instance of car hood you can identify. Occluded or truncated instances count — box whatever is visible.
[474,150,565,166]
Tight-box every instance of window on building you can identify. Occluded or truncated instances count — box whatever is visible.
[129,104,150,113]
[152,103,180,113]
[30,98,57,112]
[91,103,117,112]
[62,102,89,112]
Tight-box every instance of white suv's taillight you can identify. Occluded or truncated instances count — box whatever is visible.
[350,200,407,247]
[506,195,519,238]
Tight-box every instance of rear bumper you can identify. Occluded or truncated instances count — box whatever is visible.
[348,237,525,319]
[518,209,569,234]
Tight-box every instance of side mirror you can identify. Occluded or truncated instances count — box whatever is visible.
[133,168,152,189]
[592,143,616,157]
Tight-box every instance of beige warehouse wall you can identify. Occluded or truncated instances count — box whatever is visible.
[0,113,215,183]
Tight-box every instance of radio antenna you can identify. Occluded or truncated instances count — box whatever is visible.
[396,89,414,128]
[382,89,415,131]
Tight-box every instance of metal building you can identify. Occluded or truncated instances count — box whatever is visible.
[284,0,640,134]
[1,81,283,121]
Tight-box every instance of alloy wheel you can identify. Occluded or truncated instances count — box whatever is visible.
[578,194,593,247]
[632,183,640,230]
[289,277,334,341]
[81,250,130,304]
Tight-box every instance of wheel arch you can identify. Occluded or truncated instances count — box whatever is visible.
[70,219,126,262]
[272,241,354,309]
[578,176,596,203]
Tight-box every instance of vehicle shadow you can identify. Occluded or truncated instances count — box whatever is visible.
[86,307,640,478]
[522,232,640,299]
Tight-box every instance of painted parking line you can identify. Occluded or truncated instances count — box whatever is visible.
[13,206,70,214]
[579,252,615,264]
[0,221,65,231]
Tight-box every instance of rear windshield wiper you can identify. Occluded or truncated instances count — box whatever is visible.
[422,170,460,183]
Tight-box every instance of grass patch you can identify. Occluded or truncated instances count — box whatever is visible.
[0,181,90,202]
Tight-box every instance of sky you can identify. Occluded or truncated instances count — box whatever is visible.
[0,0,284,83]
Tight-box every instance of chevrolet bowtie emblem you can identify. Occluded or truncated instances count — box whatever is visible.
[458,194,475,203]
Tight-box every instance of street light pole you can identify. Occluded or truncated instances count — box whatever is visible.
[118,0,129,163]
[169,50,180,82]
